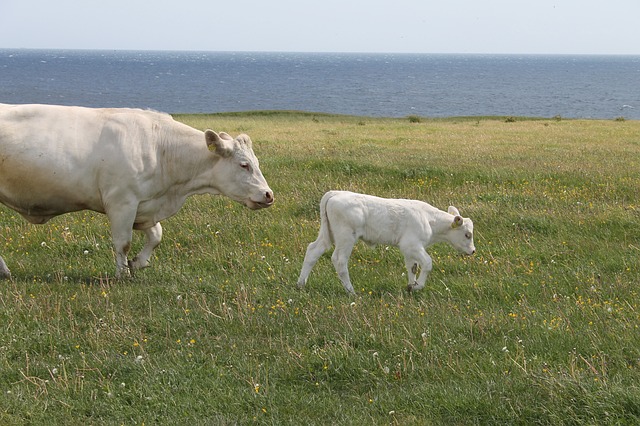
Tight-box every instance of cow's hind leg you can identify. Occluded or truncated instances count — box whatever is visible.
[0,256,11,279]
[130,222,163,272]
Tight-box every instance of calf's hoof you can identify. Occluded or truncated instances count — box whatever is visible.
[407,282,419,293]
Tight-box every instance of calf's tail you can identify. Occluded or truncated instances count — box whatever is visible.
[297,191,340,288]
[318,190,339,246]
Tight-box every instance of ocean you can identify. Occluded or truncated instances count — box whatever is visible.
[1,49,639,119]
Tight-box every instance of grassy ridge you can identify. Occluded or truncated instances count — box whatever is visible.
[1,113,639,424]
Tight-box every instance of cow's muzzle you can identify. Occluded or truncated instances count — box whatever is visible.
[247,190,274,209]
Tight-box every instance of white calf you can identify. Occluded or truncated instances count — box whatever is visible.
[297,191,475,294]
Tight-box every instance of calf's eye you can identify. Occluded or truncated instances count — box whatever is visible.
[465,232,472,239]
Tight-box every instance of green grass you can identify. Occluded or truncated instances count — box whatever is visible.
[1,113,640,424]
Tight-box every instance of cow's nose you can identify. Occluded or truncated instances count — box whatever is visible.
[265,190,274,204]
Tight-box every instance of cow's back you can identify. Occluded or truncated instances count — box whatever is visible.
[0,104,165,219]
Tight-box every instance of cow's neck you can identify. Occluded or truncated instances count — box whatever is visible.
[159,127,222,195]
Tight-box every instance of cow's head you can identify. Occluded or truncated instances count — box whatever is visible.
[206,130,274,210]
[447,206,475,255]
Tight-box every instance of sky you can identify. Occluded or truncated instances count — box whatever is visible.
[1,0,639,55]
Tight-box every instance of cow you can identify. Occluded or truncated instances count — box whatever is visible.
[297,191,475,294]
[0,103,274,279]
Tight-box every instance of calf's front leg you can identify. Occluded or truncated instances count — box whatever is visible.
[404,256,418,288]
[402,246,432,292]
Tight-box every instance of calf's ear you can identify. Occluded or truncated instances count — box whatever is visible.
[448,206,460,216]
[451,216,464,228]
[205,129,234,157]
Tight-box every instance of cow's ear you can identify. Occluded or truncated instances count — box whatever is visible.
[236,134,253,149]
[205,130,233,157]
[218,132,233,141]
[448,206,460,216]
[451,216,464,229]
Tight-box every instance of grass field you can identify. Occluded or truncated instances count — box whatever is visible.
[1,112,639,424]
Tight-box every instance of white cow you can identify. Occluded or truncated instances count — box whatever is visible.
[297,191,475,294]
[0,103,274,278]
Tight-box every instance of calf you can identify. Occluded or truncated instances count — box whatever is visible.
[297,191,475,294]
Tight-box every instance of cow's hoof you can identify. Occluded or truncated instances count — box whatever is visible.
[126,261,137,277]
[115,263,133,279]
[129,256,150,271]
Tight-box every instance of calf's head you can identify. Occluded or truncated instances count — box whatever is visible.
[447,206,475,255]
[206,130,274,209]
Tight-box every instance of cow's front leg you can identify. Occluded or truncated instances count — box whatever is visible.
[130,222,163,271]
[113,237,133,278]
[107,206,137,278]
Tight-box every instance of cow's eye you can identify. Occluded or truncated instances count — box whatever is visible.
[465,232,472,239]
[240,162,250,171]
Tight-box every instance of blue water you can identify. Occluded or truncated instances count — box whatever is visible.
[1,49,639,119]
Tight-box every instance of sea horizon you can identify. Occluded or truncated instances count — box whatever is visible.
[1,48,639,119]
[5,46,640,56]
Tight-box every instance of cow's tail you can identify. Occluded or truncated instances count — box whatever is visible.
[318,190,339,246]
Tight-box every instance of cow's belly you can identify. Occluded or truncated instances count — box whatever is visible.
[0,191,102,223]
[0,153,93,203]
[0,172,104,223]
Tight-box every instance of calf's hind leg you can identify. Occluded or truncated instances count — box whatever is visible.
[297,236,332,288]
[331,233,357,294]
